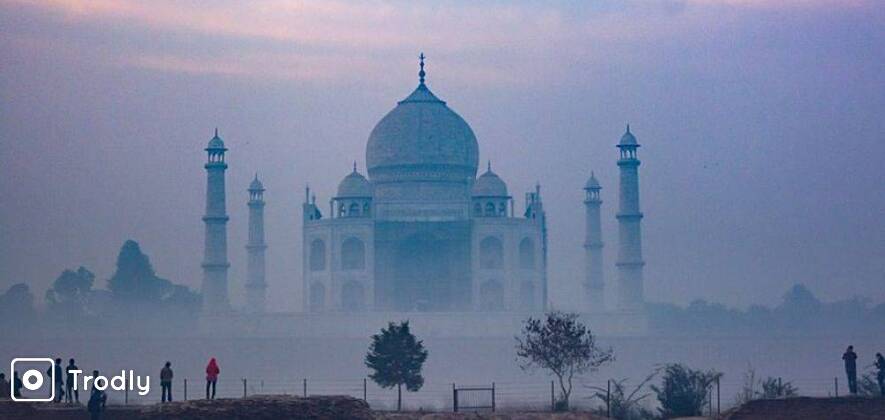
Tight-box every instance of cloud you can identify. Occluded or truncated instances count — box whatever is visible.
[3,0,876,82]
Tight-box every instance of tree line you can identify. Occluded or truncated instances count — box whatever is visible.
[0,240,200,334]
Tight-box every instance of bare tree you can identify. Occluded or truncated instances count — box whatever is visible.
[516,311,613,410]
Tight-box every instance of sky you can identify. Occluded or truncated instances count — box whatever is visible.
[1,0,883,312]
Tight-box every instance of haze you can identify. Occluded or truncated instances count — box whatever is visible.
[1,0,883,312]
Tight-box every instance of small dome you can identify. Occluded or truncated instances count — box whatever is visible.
[207,128,226,150]
[584,172,601,190]
[618,124,638,147]
[337,166,372,198]
[472,163,508,197]
[249,174,264,191]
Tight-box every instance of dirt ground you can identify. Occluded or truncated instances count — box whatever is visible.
[0,397,608,420]
[722,396,885,420]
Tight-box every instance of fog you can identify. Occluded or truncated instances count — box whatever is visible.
[1,0,884,411]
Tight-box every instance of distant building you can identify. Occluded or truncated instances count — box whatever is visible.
[301,56,548,313]
[201,129,231,313]
[199,56,648,335]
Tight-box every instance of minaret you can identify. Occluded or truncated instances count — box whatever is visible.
[583,172,605,311]
[245,174,267,314]
[616,125,645,312]
[202,128,230,313]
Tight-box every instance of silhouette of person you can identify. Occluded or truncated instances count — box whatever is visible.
[0,373,9,399]
[875,352,885,397]
[12,371,22,398]
[160,361,174,403]
[47,357,65,402]
[65,358,79,403]
[205,358,219,400]
[842,345,858,395]
[87,370,106,420]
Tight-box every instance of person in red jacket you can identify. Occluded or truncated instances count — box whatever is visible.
[205,358,220,400]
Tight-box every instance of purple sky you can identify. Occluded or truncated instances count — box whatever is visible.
[1,0,883,311]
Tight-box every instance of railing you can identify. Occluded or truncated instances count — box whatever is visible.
[96,375,871,413]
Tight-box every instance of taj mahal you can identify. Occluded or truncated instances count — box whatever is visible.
[199,56,648,336]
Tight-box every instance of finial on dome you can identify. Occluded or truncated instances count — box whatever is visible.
[418,52,426,85]
[487,160,491,172]
[254,172,258,181]
[353,161,358,173]
[214,127,219,138]
[626,123,631,134]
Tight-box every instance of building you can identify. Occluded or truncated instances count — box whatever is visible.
[201,129,231,313]
[301,56,548,313]
[245,174,268,314]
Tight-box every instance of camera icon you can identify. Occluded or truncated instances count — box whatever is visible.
[10,358,55,402]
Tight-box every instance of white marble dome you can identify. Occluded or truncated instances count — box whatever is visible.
[336,168,372,198]
[365,83,479,183]
[472,165,508,197]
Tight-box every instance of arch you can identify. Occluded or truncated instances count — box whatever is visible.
[480,279,505,311]
[363,202,371,217]
[479,236,504,269]
[519,281,535,310]
[473,202,482,217]
[519,238,535,270]
[341,281,365,311]
[348,202,361,217]
[309,282,325,312]
[309,239,326,271]
[484,202,496,217]
[341,237,366,270]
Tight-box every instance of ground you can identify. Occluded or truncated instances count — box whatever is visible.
[722,397,885,420]
[7,396,884,419]
[0,397,607,419]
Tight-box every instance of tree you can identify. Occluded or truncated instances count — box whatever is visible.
[107,240,173,303]
[365,321,428,411]
[516,311,613,410]
[651,364,721,418]
[0,283,37,328]
[45,266,95,319]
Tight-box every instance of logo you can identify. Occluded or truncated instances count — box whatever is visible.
[10,358,55,402]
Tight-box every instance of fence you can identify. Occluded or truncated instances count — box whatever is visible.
[101,375,865,413]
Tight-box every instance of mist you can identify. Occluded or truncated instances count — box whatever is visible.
[1,0,884,414]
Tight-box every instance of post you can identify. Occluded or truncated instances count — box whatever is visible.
[492,382,496,412]
[243,378,247,398]
[716,376,721,415]
[778,377,782,391]
[835,377,839,397]
[261,380,264,392]
[184,378,188,401]
[606,380,611,418]
[303,378,307,397]
[708,388,713,416]
[363,378,367,402]
[125,387,129,405]
[550,380,555,411]
[452,383,458,412]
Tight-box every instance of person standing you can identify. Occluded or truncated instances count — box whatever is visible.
[65,359,79,403]
[875,352,885,397]
[87,370,106,420]
[47,357,64,402]
[12,371,22,399]
[205,358,219,400]
[160,361,174,403]
[842,345,858,395]
[0,373,9,399]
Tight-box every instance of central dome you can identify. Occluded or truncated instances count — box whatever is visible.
[365,82,479,182]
